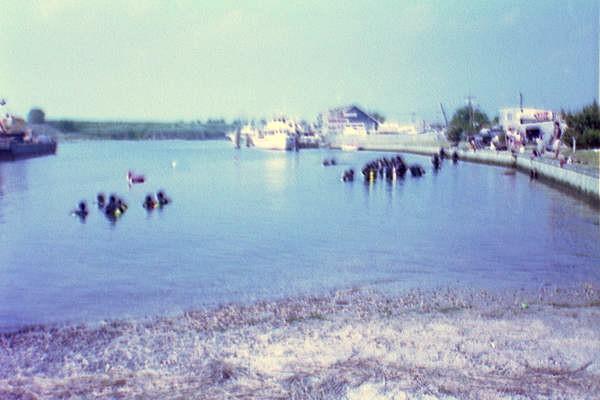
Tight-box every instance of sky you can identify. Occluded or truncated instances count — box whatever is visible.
[1,0,598,123]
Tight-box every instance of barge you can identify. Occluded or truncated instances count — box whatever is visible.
[0,100,58,161]
[0,135,57,160]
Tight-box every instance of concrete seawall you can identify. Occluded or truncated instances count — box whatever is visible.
[330,135,599,206]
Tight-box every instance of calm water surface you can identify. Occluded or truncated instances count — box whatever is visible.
[0,140,598,330]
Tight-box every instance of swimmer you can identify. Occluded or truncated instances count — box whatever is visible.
[72,201,89,218]
[143,193,158,210]
[156,190,171,206]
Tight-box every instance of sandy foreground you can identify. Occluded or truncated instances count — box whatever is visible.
[1,284,599,399]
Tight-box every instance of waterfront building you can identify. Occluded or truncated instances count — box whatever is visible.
[499,107,557,131]
[499,107,564,143]
[319,105,380,135]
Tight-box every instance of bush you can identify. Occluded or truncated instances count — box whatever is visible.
[446,106,490,144]
[562,128,578,149]
[27,108,45,124]
[50,119,78,132]
[446,125,463,143]
[563,102,600,149]
[582,129,600,148]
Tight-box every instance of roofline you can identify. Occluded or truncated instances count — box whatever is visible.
[327,104,380,125]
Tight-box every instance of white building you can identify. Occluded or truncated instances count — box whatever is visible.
[499,107,563,142]
[319,105,380,135]
[499,108,556,131]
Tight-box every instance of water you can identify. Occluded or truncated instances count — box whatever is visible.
[0,140,598,330]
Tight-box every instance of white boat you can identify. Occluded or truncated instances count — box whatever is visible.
[248,118,297,151]
[297,133,321,148]
[340,144,359,152]
[227,124,259,148]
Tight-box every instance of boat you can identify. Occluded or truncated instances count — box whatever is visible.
[247,118,297,151]
[239,124,261,148]
[340,144,359,152]
[0,136,57,160]
[0,105,57,161]
[297,132,321,148]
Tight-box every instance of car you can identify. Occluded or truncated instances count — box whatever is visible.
[476,127,503,146]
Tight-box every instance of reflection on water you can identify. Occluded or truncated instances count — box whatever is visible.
[0,160,29,195]
[263,155,288,194]
[0,141,598,330]
[0,161,30,224]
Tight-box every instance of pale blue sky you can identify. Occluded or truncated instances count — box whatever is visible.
[1,0,598,122]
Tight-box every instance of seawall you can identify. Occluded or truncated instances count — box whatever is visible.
[329,135,600,206]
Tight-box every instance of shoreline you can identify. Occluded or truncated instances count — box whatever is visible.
[330,138,600,207]
[2,284,599,399]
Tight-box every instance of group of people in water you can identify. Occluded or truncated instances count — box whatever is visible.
[71,169,173,221]
[335,148,460,183]
[143,191,171,210]
[96,193,129,218]
[72,190,171,221]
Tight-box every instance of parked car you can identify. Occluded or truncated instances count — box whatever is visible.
[476,127,503,146]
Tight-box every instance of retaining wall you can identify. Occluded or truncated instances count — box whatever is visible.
[333,137,599,205]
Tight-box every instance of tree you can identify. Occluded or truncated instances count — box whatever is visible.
[562,101,600,149]
[446,106,489,143]
[27,108,45,124]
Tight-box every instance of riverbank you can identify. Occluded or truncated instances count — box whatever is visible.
[1,284,599,399]
[329,135,600,206]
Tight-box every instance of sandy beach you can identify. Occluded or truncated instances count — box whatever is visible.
[1,284,599,399]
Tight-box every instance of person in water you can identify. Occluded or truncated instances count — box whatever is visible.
[117,197,128,213]
[439,147,447,160]
[156,190,171,206]
[409,164,425,177]
[105,194,127,217]
[96,193,106,208]
[143,193,158,210]
[341,169,354,182]
[104,195,118,217]
[432,154,441,169]
[72,201,89,218]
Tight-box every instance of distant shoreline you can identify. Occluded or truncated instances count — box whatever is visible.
[1,284,599,398]
[31,120,232,141]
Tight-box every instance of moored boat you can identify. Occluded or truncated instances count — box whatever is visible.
[0,100,58,161]
[247,118,297,151]
[0,137,57,160]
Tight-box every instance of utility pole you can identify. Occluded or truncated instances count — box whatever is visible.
[466,94,476,135]
[440,103,449,127]
[520,92,523,112]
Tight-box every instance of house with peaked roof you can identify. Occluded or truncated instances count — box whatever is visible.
[319,105,380,135]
